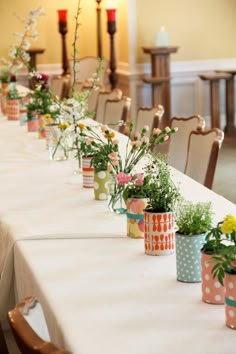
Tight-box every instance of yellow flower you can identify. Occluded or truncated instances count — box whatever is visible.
[58,123,68,130]
[78,123,85,129]
[221,214,236,234]
[43,114,53,124]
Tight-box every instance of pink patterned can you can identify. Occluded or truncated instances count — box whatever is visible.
[225,272,236,329]
[201,252,224,304]
[144,211,175,256]
[6,99,20,120]
[126,198,147,239]
[27,115,39,132]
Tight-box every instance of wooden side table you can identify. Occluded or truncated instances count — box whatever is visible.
[199,73,231,129]
[142,46,178,127]
[27,48,45,71]
[216,70,236,137]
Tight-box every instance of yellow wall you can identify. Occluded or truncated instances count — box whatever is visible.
[0,0,128,66]
[137,0,236,62]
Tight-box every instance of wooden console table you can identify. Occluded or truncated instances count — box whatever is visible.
[142,46,178,127]
[26,48,45,71]
[216,70,236,137]
[199,72,231,130]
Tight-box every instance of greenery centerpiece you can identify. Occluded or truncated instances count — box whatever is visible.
[175,200,213,282]
[143,155,181,255]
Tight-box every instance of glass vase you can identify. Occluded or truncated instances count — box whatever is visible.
[108,177,126,214]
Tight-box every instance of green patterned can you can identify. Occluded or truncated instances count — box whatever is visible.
[94,170,110,200]
[175,233,206,283]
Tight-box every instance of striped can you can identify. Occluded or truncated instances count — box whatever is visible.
[82,156,94,188]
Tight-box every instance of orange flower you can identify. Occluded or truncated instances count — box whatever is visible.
[110,131,115,138]
[78,123,85,129]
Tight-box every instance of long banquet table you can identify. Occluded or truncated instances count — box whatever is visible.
[0,115,236,354]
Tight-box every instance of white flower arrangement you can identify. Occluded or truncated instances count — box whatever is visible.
[0,6,44,80]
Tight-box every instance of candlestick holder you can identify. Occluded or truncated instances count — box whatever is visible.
[57,9,70,76]
[95,0,102,58]
[106,8,118,89]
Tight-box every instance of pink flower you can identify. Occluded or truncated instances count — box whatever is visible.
[112,139,119,145]
[116,172,132,185]
[135,141,142,148]
[85,138,93,145]
[135,173,144,185]
[107,164,113,172]
[108,152,119,160]
[101,125,109,132]
[153,128,161,135]
[112,159,119,166]
[143,125,149,131]
[141,136,149,144]
[134,132,140,139]
[164,135,169,141]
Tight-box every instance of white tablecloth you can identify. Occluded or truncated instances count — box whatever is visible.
[14,237,236,354]
[0,115,236,353]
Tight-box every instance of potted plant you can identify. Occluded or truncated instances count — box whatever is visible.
[175,200,213,282]
[204,215,236,327]
[90,131,117,200]
[26,73,59,134]
[200,216,230,304]
[144,155,181,256]
[113,172,150,238]
[6,86,21,121]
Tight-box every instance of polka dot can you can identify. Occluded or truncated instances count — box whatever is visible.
[175,233,206,283]
[201,252,224,304]
[94,171,110,200]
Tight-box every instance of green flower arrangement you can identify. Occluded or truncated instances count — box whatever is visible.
[176,200,213,236]
[144,155,181,213]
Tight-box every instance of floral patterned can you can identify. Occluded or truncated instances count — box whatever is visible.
[94,170,110,200]
[126,198,147,238]
[6,99,20,120]
[224,272,236,329]
[201,252,224,304]
[82,156,94,188]
[144,211,175,256]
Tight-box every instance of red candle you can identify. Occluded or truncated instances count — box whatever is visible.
[57,9,67,23]
[106,9,116,22]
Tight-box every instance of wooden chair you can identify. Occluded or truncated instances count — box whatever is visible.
[69,56,109,91]
[80,83,102,115]
[134,105,164,137]
[8,296,71,354]
[184,128,224,189]
[104,96,131,133]
[168,115,205,173]
[0,321,9,354]
[95,88,123,123]
[49,75,71,99]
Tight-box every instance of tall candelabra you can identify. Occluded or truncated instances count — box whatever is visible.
[106,2,118,89]
[57,9,70,76]
[95,0,102,58]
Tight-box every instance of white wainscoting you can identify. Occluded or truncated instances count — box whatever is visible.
[117,58,236,129]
